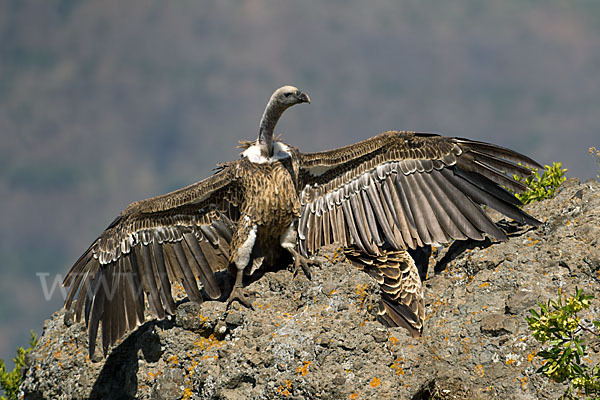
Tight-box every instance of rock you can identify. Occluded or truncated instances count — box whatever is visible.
[19,179,600,399]
[505,289,539,315]
[150,367,185,400]
[139,329,163,362]
[480,313,516,336]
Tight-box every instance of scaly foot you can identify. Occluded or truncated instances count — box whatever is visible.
[287,248,317,280]
[227,286,255,309]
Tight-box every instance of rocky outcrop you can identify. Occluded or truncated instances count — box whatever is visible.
[20,178,600,399]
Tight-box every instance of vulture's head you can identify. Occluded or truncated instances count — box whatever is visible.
[271,85,311,108]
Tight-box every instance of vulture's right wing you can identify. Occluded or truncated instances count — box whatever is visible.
[296,131,541,255]
[296,131,541,334]
[63,161,243,356]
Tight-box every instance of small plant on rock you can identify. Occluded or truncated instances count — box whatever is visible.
[589,147,600,179]
[527,288,600,399]
[0,331,37,400]
[513,162,567,205]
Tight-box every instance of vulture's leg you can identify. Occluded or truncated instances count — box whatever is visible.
[228,221,257,309]
[227,268,254,309]
[280,222,315,279]
[286,247,315,279]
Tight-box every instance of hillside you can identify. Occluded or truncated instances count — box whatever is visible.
[18,178,600,399]
[3,0,600,376]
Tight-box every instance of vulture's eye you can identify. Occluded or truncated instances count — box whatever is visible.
[284,93,292,97]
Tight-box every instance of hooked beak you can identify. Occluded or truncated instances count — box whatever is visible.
[298,91,311,104]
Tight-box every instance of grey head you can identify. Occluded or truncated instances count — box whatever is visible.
[268,85,311,108]
[258,85,311,157]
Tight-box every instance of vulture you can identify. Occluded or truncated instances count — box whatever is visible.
[63,86,541,357]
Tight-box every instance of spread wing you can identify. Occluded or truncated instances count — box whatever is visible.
[63,161,242,356]
[297,130,541,255]
[296,131,541,333]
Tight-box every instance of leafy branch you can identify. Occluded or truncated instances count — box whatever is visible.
[0,331,37,400]
[527,289,600,399]
[513,162,567,205]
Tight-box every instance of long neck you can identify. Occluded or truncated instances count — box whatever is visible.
[258,99,287,157]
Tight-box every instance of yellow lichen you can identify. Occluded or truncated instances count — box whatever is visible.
[474,364,485,377]
[296,361,311,376]
[369,377,381,388]
[277,379,293,397]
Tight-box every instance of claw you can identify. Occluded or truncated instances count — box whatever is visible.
[227,286,255,309]
[287,248,317,280]
[226,267,254,309]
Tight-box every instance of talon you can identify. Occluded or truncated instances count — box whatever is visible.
[287,248,317,280]
[227,286,255,309]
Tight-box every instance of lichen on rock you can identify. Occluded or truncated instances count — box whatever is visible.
[20,178,600,399]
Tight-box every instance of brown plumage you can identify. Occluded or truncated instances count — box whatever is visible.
[63,86,541,357]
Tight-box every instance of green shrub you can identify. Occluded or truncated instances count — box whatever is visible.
[514,162,567,205]
[0,331,37,400]
[589,147,600,179]
[527,289,600,399]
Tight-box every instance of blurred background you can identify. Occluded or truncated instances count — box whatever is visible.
[1,0,599,371]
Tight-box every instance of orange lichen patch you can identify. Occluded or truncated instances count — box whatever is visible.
[196,314,210,323]
[277,379,293,397]
[506,357,518,366]
[187,360,199,372]
[182,387,193,400]
[296,361,311,376]
[474,364,485,377]
[478,282,490,288]
[527,351,536,363]
[193,334,223,352]
[390,358,405,376]
[349,393,359,399]
[324,247,343,263]
[425,297,449,319]
[355,284,369,308]
[167,355,179,365]
[172,282,186,298]
[147,370,162,381]
[369,377,381,388]
[389,336,400,346]
[519,376,528,388]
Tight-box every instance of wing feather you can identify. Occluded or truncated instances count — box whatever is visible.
[297,131,540,256]
[397,173,434,245]
[63,162,241,356]
[345,248,424,337]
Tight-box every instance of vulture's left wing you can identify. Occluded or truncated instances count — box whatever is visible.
[63,161,242,356]
[296,131,541,333]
